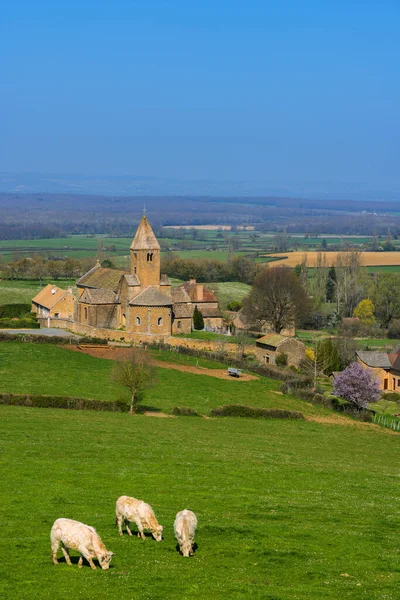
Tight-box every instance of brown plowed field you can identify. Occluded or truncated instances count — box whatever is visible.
[66,346,258,381]
[264,251,400,268]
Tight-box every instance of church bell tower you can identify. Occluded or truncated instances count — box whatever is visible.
[130,215,161,287]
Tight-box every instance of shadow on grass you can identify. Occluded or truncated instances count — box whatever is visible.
[55,556,115,569]
[175,541,198,556]
[134,405,162,414]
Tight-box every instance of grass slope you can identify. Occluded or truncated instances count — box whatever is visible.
[0,406,398,600]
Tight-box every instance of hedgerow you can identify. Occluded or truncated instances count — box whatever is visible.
[210,404,305,420]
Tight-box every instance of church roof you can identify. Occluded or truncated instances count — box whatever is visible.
[124,273,140,286]
[171,286,192,303]
[77,263,124,290]
[129,286,173,307]
[32,284,71,309]
[130,215,160,251]
[80,288,119,305]
[173,304,194,318]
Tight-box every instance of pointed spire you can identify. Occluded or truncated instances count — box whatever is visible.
[130,215,160,250]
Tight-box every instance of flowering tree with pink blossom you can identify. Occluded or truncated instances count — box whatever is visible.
[333,362,381,409]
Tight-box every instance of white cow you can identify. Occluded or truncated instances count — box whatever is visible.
[174,509,197,557]
[51,518,114,570]
[116,495,163,541]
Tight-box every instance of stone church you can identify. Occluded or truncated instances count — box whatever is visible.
[74,215,222,336]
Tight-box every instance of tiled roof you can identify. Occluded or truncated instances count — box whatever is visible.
[160,273,171,285]
[356,351,391,369]
[172,287,192,303]
[197,305,222,318]
[388,354,400,371]
[124,274,140,286]
[182,281,217,302]
[77,264,124,290]
[256,333,287,348]
[130,216,160,250]
[130,286,172,307]
[80,288,119,305]
[173,304,193,318]
[32,284,71,309]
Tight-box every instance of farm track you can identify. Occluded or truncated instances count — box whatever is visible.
[64,345,258,381]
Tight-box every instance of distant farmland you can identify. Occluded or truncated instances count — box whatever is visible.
[264,251,400,268]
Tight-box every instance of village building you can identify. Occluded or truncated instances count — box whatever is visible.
[31,284,75,320]
[355,351,393,392]
[33,215,223,337]
[255,333,305,367]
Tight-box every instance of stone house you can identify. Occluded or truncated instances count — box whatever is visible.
[355,351,393,392]
[255,334,306,367]
[31,284,75,320]
[180,279,223,331]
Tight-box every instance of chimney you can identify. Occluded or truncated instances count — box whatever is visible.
[67,286,73,294]
[51,286,56,295]
[189,278,196,285]
[196,283,203,301]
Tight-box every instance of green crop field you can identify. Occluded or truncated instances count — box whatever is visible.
[0,279,76,305]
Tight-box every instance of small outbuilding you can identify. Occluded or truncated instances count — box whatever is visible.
[255,334,306,367]
[356,350,393,391]
[31,284,75,320]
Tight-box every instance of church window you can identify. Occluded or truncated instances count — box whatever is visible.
[147,252,153,262]
[136,316,141,325]
[177,320,181,329]
[84,307,88,320]
[265,354,270,364]
[134,267,137,274]
[157,317,163,326]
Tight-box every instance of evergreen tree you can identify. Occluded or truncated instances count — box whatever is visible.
[326,266,337,302]
[193,306,204,330]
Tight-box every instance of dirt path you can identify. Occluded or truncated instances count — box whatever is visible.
[306,414,398,434]
[65,346,258,381]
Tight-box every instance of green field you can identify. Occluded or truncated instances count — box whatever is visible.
[0,278,76,305]
[0,405,398,600]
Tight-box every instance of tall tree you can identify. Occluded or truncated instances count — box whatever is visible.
[112,348,156,414]
[242,266,310,333]
[368,272,400,326]
[326,266,337,302]
[193,306,204,330]
[335,249,364,316]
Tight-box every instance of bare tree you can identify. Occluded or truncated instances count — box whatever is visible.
[242,266,310,333]
[112,348,157,414]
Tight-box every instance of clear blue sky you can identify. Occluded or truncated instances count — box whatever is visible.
[0,0,399,191]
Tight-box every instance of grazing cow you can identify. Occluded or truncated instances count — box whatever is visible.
[51,518,114,570]
[174,509,197,557]
[116,495,163,541]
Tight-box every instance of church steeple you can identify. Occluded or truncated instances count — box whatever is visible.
[130,215,161,286]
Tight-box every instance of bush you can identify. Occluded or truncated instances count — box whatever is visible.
[0,303,31,318]
[275,352,288,367]
[193,306,204,330]
[0,393,128,412]
[210,404,305,420]
[226,300,242,311]
[388,320,400,339]
[0,317,40,329]
[172,406,200,416]
[381,391,400,404]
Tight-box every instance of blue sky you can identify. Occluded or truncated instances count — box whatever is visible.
[0,0,399,193]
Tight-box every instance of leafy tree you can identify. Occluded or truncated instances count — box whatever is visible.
[321,238,328,251]
[383,228,395,251]
[242,266,310,333]
[326,266,337,302]
[193,306,204,330]
[275,352,288,367]
[112,348,156,413]
[368,273,400,326]
[226,300,242,311]
[353,299,375,327]
[333,362,380,409]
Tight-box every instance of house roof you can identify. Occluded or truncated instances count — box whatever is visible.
[388,353,400,371]
[356,351,391,369]
[129,286,172,307]
[77,263,124,290]
[173,304,194,318]
[130,215,160,251]
[32,284,71,309]
[197,305,222,318]
[181,281,218,303]
[80,288,119,305]
[171,286,192,303]
[124,273,140,287]
[256,333,288,348]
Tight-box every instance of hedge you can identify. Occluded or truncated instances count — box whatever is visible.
[210,404,305,420]
[0,304,31,318]
[172,406,201,416]
[0,317,40,329]
[0,393,128,412]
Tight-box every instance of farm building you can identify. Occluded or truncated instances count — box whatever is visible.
[255,334,305,367]
[33,215,223,337]
[31,284,75,320]
[355,351,393,392]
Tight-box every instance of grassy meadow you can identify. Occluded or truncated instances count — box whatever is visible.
[0,405,399,600]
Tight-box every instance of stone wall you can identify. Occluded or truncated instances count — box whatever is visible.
[37,317,257,356]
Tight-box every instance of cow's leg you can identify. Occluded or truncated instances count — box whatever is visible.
[125,519,133,537]
[134,519,146,540]
[116,514,123,536]
[51,540,60,565]
[78,555,83,568]
[61,544,72,566]
[78,547,97,570]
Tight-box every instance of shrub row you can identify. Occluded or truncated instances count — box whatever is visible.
[0,333,107,344]
[0,303,32,318]
[172,406,201,416]
[287,386,374,421]
[0,393,128,412]
[0,317,40,329]
[210,404,305,420]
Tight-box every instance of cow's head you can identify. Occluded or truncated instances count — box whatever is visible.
[99,551,115,570]
[181,541,192,558]
[152,525,163,541]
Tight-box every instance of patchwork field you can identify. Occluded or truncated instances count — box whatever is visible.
[264,251,400,268]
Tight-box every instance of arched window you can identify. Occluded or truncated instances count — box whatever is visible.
[136,316,141,325]
[147,252,153,262]
[84,307,88,320]
[157,317,163,326]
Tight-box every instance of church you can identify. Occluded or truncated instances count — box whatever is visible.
[73,215,222,336]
